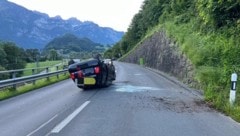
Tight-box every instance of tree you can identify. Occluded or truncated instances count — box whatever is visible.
[25,49,40,62]
[104,48,113,58]
[48,49,58,60]
[196,0,240,29]
[0,45,7,67]
[109,0,167,57]
[1,42,26,70]
[0,66,9,80]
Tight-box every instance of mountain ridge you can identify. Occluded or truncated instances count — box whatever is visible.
[0,0,124,49]
[43,33,105,54]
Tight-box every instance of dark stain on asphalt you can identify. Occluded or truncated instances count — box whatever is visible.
[134,95,213,113]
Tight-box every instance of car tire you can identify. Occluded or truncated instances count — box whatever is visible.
[101,64,108,87]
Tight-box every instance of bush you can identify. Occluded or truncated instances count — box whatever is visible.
[0,66,9,80]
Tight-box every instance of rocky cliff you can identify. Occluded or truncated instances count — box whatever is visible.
[122,31,196,87]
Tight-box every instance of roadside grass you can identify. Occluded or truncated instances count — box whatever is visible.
[122,17,240,122]
[159,19,240,122]
[0,73,69,101]
[23,60,62,76]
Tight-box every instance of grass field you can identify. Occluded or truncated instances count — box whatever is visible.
[23,60,63,76]
[0,60,71,101]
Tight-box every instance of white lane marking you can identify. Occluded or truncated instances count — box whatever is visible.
[51,101,91,133]
[134,73,142,76]
[27,114,58,136]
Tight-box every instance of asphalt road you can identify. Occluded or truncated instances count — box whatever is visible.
[0,61,240,136]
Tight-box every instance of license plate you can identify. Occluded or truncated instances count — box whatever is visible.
[84,77,96,85]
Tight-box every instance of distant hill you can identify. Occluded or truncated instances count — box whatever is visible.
[0,0,124,49]
[43,33,105,54]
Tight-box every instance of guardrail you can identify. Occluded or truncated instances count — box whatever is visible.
[0,65,69,89]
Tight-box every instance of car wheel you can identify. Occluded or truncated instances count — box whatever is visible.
[101,64,108,87]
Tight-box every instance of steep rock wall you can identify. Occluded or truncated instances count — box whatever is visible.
[122,31,196,86]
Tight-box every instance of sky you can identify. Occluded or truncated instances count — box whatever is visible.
[8,0,145,32]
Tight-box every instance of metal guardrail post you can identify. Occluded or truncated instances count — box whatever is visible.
[46,67,49,81]
[12,72,16,89]
[63,65,67,75]
[56,66,59,79]
[32,69,36,85]
[32,69,35,75]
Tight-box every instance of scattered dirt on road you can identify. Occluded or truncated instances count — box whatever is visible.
[134,95,213,113]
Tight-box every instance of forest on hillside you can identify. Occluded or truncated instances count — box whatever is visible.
[105,0,240,121]
[43,34,105,54]
[0,41,63,79]
[105,0,240,58]
[43,33,106,59]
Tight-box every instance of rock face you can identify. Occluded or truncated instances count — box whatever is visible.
[122,31,195,86]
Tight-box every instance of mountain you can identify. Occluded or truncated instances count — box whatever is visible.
[43,33,105,54]
[0,0,124,49]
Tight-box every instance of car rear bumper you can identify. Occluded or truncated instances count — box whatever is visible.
[73,75,100,88]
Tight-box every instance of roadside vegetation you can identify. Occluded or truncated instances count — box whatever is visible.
[105,0,240,121]
[0,42,70,100]
[0,39,100,100]
[0,74,69,101]
[23,60,63,76]
[0,41,67,79]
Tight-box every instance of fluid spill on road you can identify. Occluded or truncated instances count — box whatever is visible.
[114,84,160,93]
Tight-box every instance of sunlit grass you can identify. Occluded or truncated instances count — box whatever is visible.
[23,60,62,76]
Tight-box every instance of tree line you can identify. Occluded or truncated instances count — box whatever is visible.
[104,0,240,58]
[0,41,62,72]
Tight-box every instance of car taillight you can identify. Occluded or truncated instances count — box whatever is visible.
[94,66,100,74]
[78,71,83,78]
[70,73,75,79]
